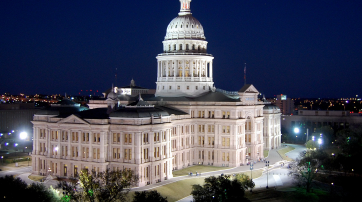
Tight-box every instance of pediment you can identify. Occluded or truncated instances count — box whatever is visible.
[239,84,259,94]
[58,115,89,125]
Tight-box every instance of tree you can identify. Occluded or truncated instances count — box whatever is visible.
[58,168,138,202]
[0,175,58,202]
[234,173,255,190]
[133,191,168,202]
[289,150,331,193]
[191,175,250,202]
[305,140,317,150]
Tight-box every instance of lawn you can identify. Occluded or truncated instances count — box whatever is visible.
[235,169,263,180]
[152,178,205,202]
[277,146,295,161]
[264,149,269,158]
[152,169,263,202]
[0,160,32,171]
[172,165,226,177]
[28,174,46,182]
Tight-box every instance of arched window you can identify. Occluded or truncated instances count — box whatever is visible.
[186,25,188,28]
[186,44,189,50]
[192,44,195,50]
[198,45,200,51]
[174,44,176,51]
[181,25,183,28]
[169,45,171,51]
[175,25,177,28]
[179,44,182,50]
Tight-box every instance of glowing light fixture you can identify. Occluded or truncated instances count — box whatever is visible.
[20,132,28,140]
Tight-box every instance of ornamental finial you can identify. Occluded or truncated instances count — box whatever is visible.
[179,0,192,16]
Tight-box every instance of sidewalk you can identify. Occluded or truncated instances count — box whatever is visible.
[132,147,286,192]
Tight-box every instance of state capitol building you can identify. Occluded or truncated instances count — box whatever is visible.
[31,0,282,187]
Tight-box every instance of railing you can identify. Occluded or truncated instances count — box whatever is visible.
[158,53,212,56]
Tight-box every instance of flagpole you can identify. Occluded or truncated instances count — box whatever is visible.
[244,63,246,86]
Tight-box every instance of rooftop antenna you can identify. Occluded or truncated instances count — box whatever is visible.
[244,63,247,86]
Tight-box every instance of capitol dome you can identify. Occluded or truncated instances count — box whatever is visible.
[165,15,205,40]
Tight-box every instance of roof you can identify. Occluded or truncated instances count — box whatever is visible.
[238,84,253,92]
[119,85,148,89]
[109,107,170,118]
[35,105,88,118]
[145,91,240,102]
[263,104,280,110]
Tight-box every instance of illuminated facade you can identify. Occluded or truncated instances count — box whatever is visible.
[31,0,282,187]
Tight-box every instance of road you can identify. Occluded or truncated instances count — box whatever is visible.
[178,144,306,202]
[0,166,32,177]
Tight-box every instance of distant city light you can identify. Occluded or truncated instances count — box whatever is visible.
[294,128,300,134]
[14,143,18,147]
[5,142,9,146]
[318,138,322,145]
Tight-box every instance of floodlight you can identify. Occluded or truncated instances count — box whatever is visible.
[20,132,28,140]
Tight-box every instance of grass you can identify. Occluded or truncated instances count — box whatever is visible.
[0,160,32,171]
[152,169,263,202]
[264,149,269,158]
[172,165,226,177]
[277,146,295,161]
[28,174,46,182]
[237,169,263,179]
[152,178,205,202]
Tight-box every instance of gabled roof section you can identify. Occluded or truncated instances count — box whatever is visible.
[58,114,89,125]
[238,84,259,93]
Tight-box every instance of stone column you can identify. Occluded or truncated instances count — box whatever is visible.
[100,132,105,162]
[210,60,213,79]
[135,132,141,164]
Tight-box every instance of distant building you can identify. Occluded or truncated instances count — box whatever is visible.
[102,79,150,98]
[0,103,38,134]
[269,94,294,115]
[282,110,362,135]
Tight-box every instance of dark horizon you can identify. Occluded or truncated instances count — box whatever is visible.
[1,0,361,98]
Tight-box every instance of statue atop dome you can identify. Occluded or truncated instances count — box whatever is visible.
[179,0,192,16]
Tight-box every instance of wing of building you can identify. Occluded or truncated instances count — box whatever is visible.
[31,0,282,187]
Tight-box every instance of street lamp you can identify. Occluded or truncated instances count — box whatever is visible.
[250,162,253,192]
[19,132,28,140]
[266,161,270,189]
[318,138,322,149]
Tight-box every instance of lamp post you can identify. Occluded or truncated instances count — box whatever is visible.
[294,127,309,143]
[294,128,299,143]
[250,162,253,192]
[266,161,269,189]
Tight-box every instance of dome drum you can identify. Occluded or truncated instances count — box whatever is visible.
[162,40,208,54]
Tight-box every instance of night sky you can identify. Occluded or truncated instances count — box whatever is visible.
[1,0,361,98]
